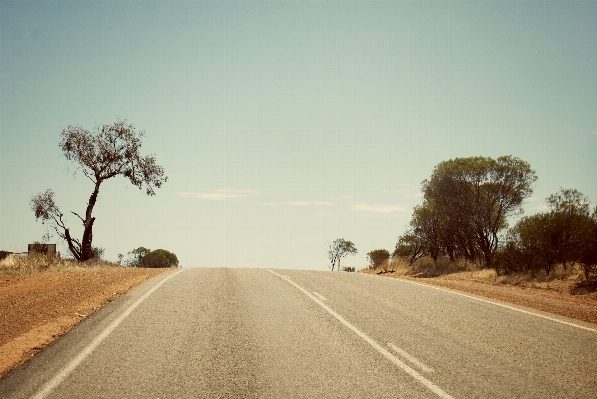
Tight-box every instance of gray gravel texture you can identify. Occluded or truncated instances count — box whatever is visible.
[1,268,595,398]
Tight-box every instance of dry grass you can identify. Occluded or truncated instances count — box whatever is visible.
[0,253,120,277]
[360,257,594,296]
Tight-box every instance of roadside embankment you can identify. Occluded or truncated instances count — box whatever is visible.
[0,265,168,377]
[361,268,597,325]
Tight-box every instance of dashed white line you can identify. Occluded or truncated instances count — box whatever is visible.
[31,269,187,399]
[266,269,454,399]
[312,291,327,301]
[387,343,435,373]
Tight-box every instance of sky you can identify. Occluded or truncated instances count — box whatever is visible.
[1,1,596,270]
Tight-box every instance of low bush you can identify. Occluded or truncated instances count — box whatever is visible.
[0,253,119,277]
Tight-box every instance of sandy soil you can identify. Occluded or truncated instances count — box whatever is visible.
[0,268,168,377]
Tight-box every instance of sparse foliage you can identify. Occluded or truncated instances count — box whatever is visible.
[367,249,390,270]
[328,238,357,271]
[124,247,178,268]
[31,121,167,262]
[497,189,597,280]
[393,232,424,265]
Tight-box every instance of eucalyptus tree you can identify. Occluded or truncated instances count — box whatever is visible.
[328,238,357,271]
[546,188,592,269]
[422,156,537,268]
[31,120,167,261]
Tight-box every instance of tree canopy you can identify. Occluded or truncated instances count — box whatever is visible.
[367,249,390,269]
[31,121,167,261]
[421,156,537,268]
[327,238,357,271]
[124,247,179,268]
[498,188,597,280]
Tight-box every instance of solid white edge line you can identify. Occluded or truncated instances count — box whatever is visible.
[31,269,187,399]
[312,291,327,301]
[387,343,435,373]
[384,276,597,333]
[266,269,454,399]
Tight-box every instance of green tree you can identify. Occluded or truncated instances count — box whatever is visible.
[498,189,596,280]
[327,238,357,271]
[578,208,597,281]
[409,203,443,264]
[31,121,167,262]
[125,247,151,267]
[546,188,591,269]
[502,213,558,275]
[392,232,423,265]
[367,249,390,270]
[141,249,179,268]
[422,156,537,268]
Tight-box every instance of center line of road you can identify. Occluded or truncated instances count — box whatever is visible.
[266,269,454,399]
[30,269,187,399]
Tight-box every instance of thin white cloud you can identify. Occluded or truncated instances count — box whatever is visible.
[382,187,422,198]
[258,202,282,207]
[350,203,407,214]
[288,201,335,206]
[177,189,259,201]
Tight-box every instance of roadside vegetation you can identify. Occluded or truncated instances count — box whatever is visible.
[0,245,179,278]
[361,155,597,294]
[30,120,167,262]
[120,247,179,268]
[0,252,119,278]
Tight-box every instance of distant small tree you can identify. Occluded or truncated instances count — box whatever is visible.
[367,249,390,270]
[125,247,151,267]
[125,247,178,268]
[31,120,167,262]
[141,249,179,268]
[327,238,357,271]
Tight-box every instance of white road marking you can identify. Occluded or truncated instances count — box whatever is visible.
[387,343,435,373]
[283,275,292,279]
[31,269,187,399]
[266,269,454,399]
[312,291,327,301]
[390,277,597,333]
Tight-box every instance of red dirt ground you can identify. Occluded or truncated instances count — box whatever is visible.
[0,268,167,377]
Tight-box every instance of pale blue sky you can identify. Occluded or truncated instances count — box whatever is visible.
[1,1,596,269]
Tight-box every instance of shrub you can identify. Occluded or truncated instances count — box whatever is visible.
[141,249,179,268]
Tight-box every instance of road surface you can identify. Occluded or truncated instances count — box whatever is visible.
[1,268,596,398]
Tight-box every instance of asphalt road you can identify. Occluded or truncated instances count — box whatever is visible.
[1,268,596,398]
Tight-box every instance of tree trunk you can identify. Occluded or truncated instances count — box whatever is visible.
[64,228,82,261]
[79,181,101,261]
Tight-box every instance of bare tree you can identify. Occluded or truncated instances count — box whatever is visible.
[31,120,167,261]
[328,238,357,271]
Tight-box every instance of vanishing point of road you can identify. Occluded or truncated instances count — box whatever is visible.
[1,268,596,398]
